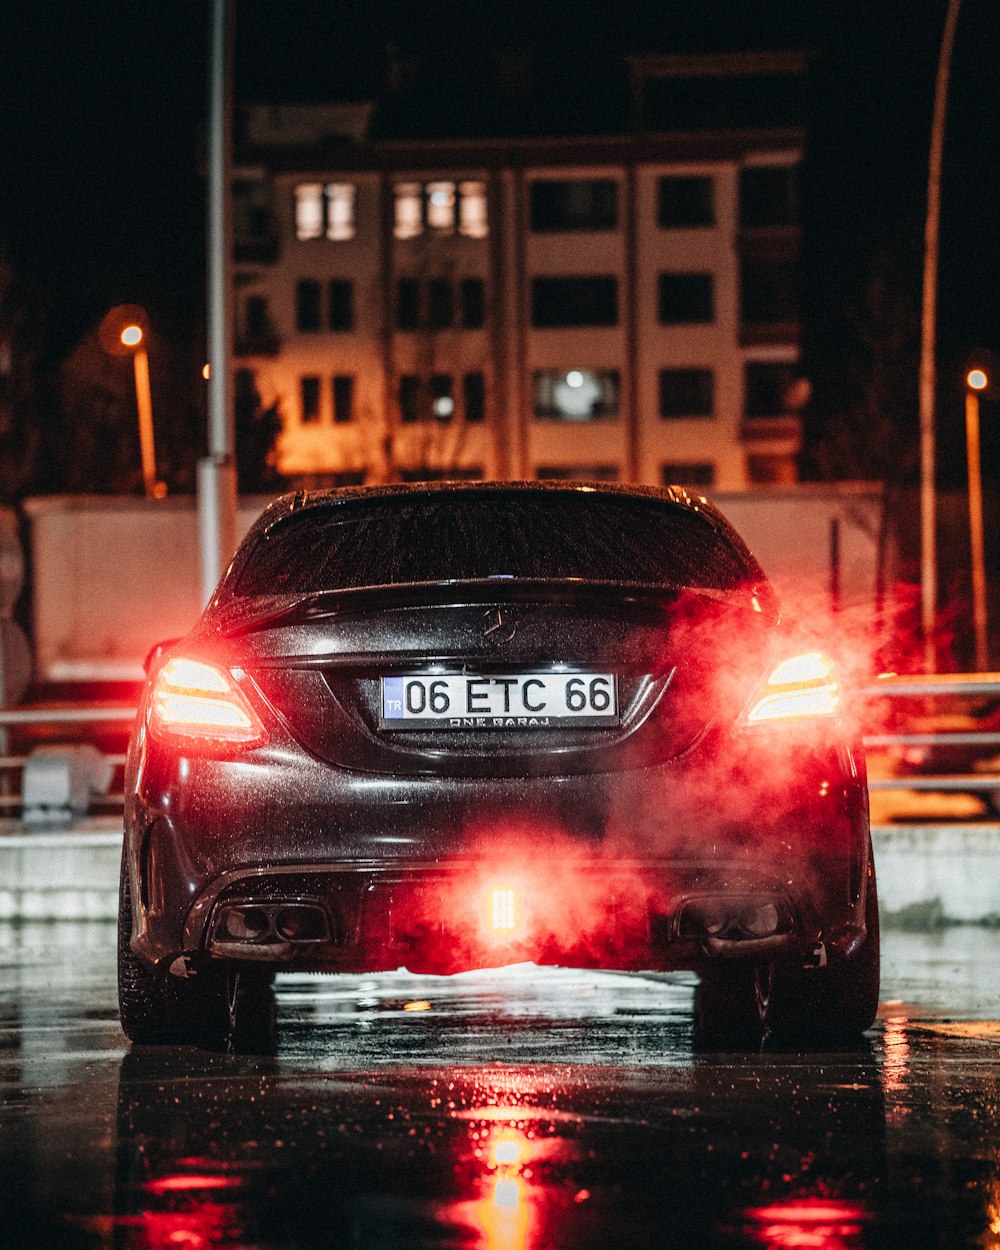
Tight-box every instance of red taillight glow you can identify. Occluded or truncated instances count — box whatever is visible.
[491,887,517,932]
[149,657,266,746]
[745,650,840,725]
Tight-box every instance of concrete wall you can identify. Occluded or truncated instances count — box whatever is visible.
[21,485,885,684]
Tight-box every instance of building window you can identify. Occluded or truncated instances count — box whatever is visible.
[740,257,798,326]
[428,278,454,329]
[530,179,618,232]
[324,182,356,240]
[393,180,489,239]
[426,181,456,233]
[460,278,486,328]
[463,371,486,422]
[532,277,618,328]
[294,181,356,241]
[661,462,715,487]
[659,368,714,418]
[537,465,620,482]
[658,273,714,324]
[458,181,489,238]
[657,175,714,227]
[739,166,799,229]
[300,375,321,423]
[399,374,422,422]
[396,278,421,331]
[295,280,322,332]
[294,183,324,241]
[327,279,354,331]
[332,374,354,424]
[747,453,796,485]
[745,361,798,416]
[534,369,619,421]
[431,374,455,420]
[394,182,423,240]
[244,295,270,338]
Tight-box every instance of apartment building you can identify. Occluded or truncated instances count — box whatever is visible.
[232,52,807,490]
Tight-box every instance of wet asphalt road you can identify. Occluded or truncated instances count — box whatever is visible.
[3,923,1000,1249]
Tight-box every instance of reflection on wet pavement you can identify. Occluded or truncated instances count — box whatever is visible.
[2,923,1000,1248]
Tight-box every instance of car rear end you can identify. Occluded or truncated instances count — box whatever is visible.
[122,483,875,1040]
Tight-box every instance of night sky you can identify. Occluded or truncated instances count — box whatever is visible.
[1,0,998,482]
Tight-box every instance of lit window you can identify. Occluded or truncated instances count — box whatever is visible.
[426,181,456,232]
[534,370,619,421]
[394,182,423,239]
[294,183,324,241]
[325,182,356,240]
[431,374,454,420]
[459,181,488,237]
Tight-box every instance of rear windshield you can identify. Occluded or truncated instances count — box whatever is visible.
[232,494,762,596]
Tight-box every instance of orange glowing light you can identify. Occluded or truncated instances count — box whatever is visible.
[120,324,144,348]
[202,363,211,380]
[403,1000,431,1012]
[968,369,988,391]
[149,657,266,746]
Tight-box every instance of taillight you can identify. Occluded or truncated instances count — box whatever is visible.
[148,657,266,747]
[743,651,840,725]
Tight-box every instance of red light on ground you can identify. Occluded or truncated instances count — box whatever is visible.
[491,887,517,931]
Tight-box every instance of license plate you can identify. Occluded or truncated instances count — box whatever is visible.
[380,673,618,730]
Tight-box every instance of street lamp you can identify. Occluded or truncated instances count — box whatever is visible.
[965,368,988,671]
[98,305,165,499]
[119,323,162,499]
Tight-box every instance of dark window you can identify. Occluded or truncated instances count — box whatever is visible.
[399,374,421,422]
[332,374,354,424]
[244,295,270,338]
[463,371,485,422]
[658,273,714,324]
[536,465,619,482]
[661,462,715,487]
[328,280,354,331]
[234,493,765,596]
[659,368,714,418]
[396,278,420,330]
[739,166,799,228]
[740,258,798,325]
[657,176,714,227]
[534,370,619,421]
[532,277,618,328]
[530,179,618,232]
[747,453,796,485]
[460,278,486,328]
[430,373,454,421]
[296,280,322,332]
[300,375,321,422]
[428,278,454,330]
[745,362,798,416]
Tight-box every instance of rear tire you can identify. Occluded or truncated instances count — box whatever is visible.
[117,847,271,1048]
[694,854,880,1050]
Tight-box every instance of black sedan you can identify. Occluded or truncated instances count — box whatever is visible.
[118,481,878,1048]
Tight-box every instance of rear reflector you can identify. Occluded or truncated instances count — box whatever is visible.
[149,657,266,747]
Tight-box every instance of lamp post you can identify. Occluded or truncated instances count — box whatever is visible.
[120,324,162,499]
[966,369,989,671]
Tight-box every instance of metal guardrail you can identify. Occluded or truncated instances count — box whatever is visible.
[0,677,999,820]
[859,673,1000,800]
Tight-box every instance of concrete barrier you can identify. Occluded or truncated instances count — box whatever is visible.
[2,821,998,927]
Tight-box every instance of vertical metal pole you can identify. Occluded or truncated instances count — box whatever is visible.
[199,0,238,605]
[965,388,988,671]
[919,0,961,672]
